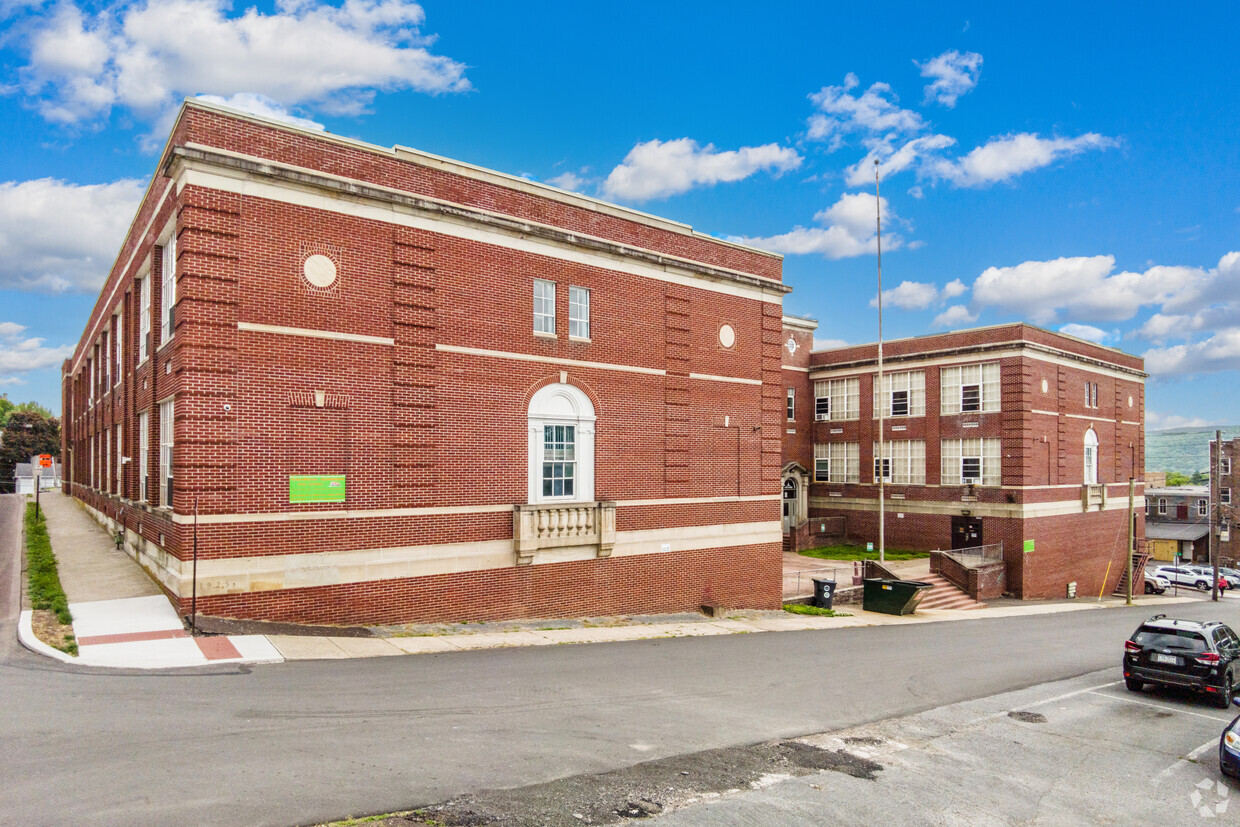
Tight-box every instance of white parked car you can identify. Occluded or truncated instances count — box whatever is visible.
[1154,566,1218,591]
[1185,565,1238,590]
[1143,572,1171,594]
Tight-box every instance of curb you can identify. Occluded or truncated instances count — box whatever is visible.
[18,609,77,664]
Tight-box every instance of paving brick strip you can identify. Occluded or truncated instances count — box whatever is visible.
[14,491,1202,669]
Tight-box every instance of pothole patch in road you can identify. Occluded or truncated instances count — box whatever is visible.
[779,740,884,781]
[843,736,884,746]
[1008,711,1047,724]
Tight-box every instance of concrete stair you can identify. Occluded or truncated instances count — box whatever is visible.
[916,573,987,610]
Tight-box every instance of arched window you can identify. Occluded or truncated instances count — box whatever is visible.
[528,383,595,504]
[1084,428,1099,484]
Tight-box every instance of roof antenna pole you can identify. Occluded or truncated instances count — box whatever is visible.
[875,159,885,565]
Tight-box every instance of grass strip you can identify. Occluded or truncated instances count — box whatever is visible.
[797,543,929,561]
[25,502,72,625]
[783,603,850,617]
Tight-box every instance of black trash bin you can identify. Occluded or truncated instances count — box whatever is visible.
[862,578,933,615]
[812,578,837,610]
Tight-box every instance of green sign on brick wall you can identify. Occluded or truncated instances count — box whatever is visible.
[289,475,346,503]
[1023,539,1035,554]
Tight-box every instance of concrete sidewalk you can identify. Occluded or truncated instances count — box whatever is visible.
[15,491,1209,669]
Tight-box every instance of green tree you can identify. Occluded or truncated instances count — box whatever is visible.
[1165,471,1190,486]
[0,411,60,488]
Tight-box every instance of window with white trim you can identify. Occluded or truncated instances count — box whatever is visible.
[159,398,174,507]
[874,370,925,418]
[139,276,151,363]
[814,377,859,421]
[569,285,590,339]
[159,234,176,344]
[138,412,149,502]
[103,430,109,493]
[1199,499,1209,517]
[814,442,859,483]
[528,384,595,503]
[1085,381,1099,409]
[1157,497,1167,515]
[533,279,556,335]
[90,433,95,488]
[101,330,110,390]
[941,362,1000,414]
[115,424,122,495]
[873,440,926,484]
[941,438,1001,486]
[114,309,123,385]
[1084,428,1099,485]
[1224,488,1233,506]
[1223,458,1232,475]
[786,388,795,421]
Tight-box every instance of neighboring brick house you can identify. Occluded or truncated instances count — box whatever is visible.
[781,323,1147,600]
[1144,486,1211,563]
[1211,439,1237,565]
[61,99,790,625]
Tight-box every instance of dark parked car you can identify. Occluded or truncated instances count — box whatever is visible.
[1221,698,1240,778]
[1123,615,1240,709]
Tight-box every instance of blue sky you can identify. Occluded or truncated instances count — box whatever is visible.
[1,1,1237,430]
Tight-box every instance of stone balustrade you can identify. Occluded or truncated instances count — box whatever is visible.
[513,501,617,565]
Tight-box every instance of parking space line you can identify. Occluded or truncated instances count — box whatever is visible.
[972,680,1122,724]
[1154,739,1219,782]
[1087,690,1233,723]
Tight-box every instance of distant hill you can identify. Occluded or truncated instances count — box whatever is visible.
[1146,426,1240,474]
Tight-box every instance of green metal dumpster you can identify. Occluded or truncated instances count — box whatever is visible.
[862,578,933,615]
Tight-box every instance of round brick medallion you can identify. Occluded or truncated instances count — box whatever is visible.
[719,324,736,348]
[303,254,338,288]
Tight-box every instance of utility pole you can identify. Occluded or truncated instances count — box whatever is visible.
[875,159,885,565]
[1126,477,1134,606]
[1214,430,1222,602]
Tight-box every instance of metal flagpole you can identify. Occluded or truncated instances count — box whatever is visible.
[875,159,885,564]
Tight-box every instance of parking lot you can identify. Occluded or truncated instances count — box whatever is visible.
[649,670,1240,825]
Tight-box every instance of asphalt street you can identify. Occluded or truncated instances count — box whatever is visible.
[5,497,1240,825]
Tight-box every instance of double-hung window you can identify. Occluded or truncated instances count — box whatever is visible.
[941,438,1001,486]
[160,234,176,345]
[1084,429,1099,485]
[1224,488,1233,506]
[159,399,174,507]
[541,424,576,498]
[786,388,795,421]
[814,442,859,483]
[1223,458,1232,475]
[569,286,590,339]
[814,378,859,421]
[941,363,1000,414]
[139,276,151,363]
[527,383,595,503]
[874,371,925,418]
[1157,497,1167,516]
[534,279,556,335]
[1199,499,1209,517]
[138,412,149,502]
[115,425,123,495]
[114,310,122,385]
[873,440,926,484]
[1085,382,1099,408]
[101,330,110,389]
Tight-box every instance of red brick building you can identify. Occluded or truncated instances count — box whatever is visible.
[1212,438,1237,565]
[781,322,1147,599]
[62,100,790,625]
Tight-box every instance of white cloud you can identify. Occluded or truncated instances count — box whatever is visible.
[871,278,968,310]
[0,322,73,380]
[0,177,146,292]
[601,138,801,201]
[730,193,899,259]
[546,171,587,193]
[844,133,956,187]
[917,50,983,107]
[813,338,849,350]
[1144,328,1240,377]
[1058,323,1111,343]
[19,0,469,135]
[1146,411,1211,430]
[806,73,924,148]
[932,305,978,328]
[930,133,1115,187]
[195,93,324,131]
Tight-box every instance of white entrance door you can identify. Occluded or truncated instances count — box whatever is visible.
[782,478,798,533]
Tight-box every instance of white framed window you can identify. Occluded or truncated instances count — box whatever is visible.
[786,388,795,421]
[90,433,95,488]
[159,233,176,345]
[941,363,1000,415]
[101,330,110,390]
[814,442,859,483]
[1085,381,1099,409]
[873,440,926,484]
[528,383,595,503]
[103,430,110,493]
[88,356,95,406]
[1157,497,1167,516]
[1223,458,1232,475]
[159,398,174,507]
[814,377,860,421]
[1199,499,1209,517]
[569,285,590,339]
[114,309,123,385]
[115,425,122,494]
[1084,428,1099,485]
[533,279,556,336]
[941,438,1001,486]
[139,275,151,363]
[874,371,925,418]
[1224,488,1233,506]
[138,412,149,502]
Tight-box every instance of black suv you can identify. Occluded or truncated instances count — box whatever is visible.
[1123,615,1240,708]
